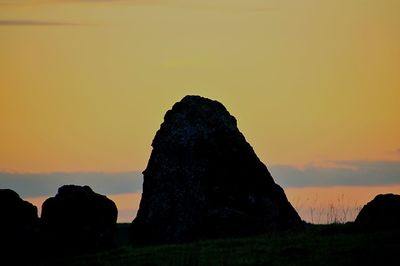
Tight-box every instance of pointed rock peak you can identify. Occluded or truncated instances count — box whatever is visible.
[153,95,238,149]
[131,96,302,244]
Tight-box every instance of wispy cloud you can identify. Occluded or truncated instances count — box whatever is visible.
[0,171,142,198]
[271,160,400,188]
[0,0,158,5]
[0,19,81,26]
[2,160,400,198]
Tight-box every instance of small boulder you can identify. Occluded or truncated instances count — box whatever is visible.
[355,193,400,230]
[0,189,38,236]
[0,189,39,264]
[41,185,118,252]
[0,189,39,234]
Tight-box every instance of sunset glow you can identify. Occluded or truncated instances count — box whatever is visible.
[1,0,400,224]
[2,0,400,172]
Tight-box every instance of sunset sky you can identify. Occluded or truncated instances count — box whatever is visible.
[1,0,400,222]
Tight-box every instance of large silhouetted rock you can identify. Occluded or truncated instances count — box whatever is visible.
[130,95,302,244]
[355,193,400,230]
[41,185,118,252]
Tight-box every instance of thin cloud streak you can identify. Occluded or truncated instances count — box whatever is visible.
[271,160,400,188]
[0,171,143,198]
[1,160,400,198]
[0,0,159,6]
[0,19,81,26]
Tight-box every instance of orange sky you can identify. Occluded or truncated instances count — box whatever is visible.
[1,0,400,173]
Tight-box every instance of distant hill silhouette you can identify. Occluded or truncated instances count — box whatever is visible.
[130,95,302,244]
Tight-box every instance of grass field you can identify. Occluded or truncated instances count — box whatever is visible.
[41,223,400,266]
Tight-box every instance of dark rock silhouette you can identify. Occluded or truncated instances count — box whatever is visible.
[41,185,118,252]
[130,95,302,244]
[355,193,400,230]
[0,189,39,265]
[0,189,38,236]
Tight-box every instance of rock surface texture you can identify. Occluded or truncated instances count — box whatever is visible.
[131,95,302,244]
[355,193,400,230]
[41,185,118,251]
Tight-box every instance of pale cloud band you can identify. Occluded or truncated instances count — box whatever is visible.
[1,160,400,198]
[0,172,143,198]
[270,160,400,188]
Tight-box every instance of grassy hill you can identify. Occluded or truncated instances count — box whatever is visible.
[41,223,400,266]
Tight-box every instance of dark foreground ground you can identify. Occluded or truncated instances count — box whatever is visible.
[40,223,400,266]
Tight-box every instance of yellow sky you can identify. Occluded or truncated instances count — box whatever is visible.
[1,0,400,172]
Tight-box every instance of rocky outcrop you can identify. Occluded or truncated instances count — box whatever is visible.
[41,185,118,251]
[355,193,400,230]
[130,95,302,244]
[0,189,38,236]
[0,189,39,264]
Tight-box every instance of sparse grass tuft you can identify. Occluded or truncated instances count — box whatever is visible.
[292,194,362,224]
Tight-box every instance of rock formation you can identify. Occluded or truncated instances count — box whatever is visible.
[355,193,400,230]
[41,185,118,251]
[130,95,302,244]
[0,189,38,235]
[0,189,39,264]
